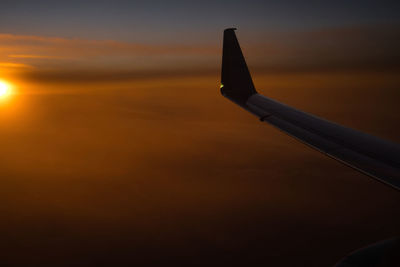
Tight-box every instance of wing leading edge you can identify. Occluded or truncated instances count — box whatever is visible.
[221,28,400,190]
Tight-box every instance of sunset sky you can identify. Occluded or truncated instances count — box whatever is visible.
[1,1,400,266]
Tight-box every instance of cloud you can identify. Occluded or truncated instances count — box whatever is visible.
[1,24,400,84]
[0,62,33,68]
[0,33,219,59]
[8,54,63,59]
[19,68,218,83]
[0,33,220,77]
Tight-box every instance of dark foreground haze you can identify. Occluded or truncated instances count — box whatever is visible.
[1,71,399,266]
[1,1,400,266]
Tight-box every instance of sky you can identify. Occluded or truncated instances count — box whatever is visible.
[0,1,400,266]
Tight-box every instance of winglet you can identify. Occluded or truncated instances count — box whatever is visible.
[221,28,257,107]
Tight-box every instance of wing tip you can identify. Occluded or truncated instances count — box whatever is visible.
[221,28,257,107]
[224,27,237,32]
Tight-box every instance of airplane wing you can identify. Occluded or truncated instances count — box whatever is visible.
[220,28,400,190]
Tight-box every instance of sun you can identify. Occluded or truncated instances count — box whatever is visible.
[0,80,13,99]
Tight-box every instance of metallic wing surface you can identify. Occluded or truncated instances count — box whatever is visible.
[220,28,400,190]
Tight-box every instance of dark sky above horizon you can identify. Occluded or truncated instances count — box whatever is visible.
[1,0,400,42]
[0,1,399,266]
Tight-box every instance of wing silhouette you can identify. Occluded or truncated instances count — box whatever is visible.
[221,28,400,190]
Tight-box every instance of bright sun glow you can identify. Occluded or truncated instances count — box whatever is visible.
[0,80,12,99]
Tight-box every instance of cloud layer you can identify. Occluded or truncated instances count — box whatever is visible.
[2,24,400,84]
